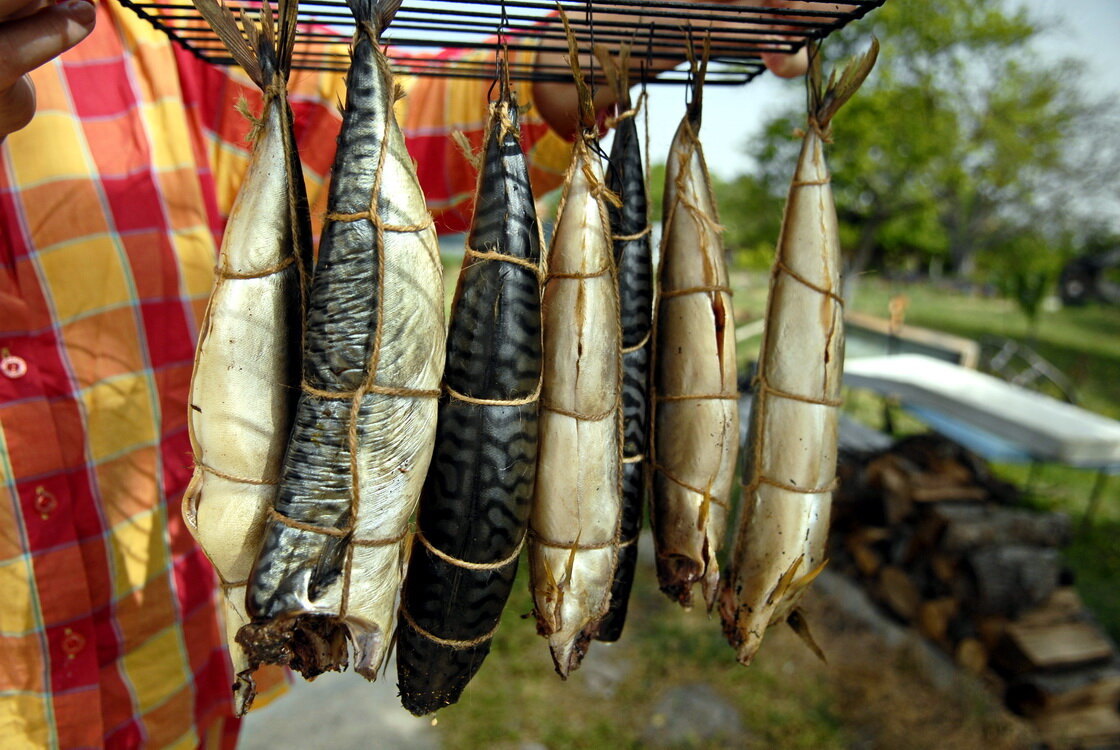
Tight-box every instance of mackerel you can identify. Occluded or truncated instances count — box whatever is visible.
[651,49,739,610]
[595,44,651,642]
[396,68,542,715]
[239,0,445,681]
[720,41,879,665]
[183,0,310,715]
[529,12,623,677]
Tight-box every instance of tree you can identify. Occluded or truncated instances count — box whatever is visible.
[735,0,1119,295]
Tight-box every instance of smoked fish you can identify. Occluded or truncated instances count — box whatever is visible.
[529,13,623,677]
[651,48,739,610]
[239,0,445,682]
[396,67,542,715]
[183,0,310,715]
[720,40,878,665]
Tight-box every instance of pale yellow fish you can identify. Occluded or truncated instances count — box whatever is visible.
[720,40,879,665]
[529,10,623,678]
[651,49,739,611]
[183,0,310,715]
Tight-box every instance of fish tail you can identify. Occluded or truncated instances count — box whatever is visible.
[191,0,299,89]
[593,43,631,109]
[808,37,879,133]
[683,31,710,129]
[345,0,403,37]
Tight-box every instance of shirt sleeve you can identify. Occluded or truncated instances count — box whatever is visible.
[179,30,571,237]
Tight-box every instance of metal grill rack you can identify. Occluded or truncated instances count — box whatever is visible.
[119,0,885,85]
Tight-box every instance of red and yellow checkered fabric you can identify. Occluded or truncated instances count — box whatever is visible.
[0,2,570,747]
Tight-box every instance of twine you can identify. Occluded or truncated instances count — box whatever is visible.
[301,381,441,400]
[612,225,652,242]
[540,401,616,422]
[757,475,839,495]
[755,377,842,408]
[651,463,730,511]
[622,454,643,464]
[398,604,500,650]
[621,330,650,355]
[464,247,543,280]
[658,284,732,299]
[444,380,540,407]
[216,255,295,281]
[196,461,278,486]
[414,530,524,570]
[775,260,844,305]
[529,528,620,552]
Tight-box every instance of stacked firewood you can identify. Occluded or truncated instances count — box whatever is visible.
[833,434,1120,749]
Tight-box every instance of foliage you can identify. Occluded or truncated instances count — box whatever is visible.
[731,0,1120,295]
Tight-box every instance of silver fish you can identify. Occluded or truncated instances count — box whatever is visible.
[651,50,739,611]
[183,0,310,716]
[239,0,445,682]
[720,40,879,665]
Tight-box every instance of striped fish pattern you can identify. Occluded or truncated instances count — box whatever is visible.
[396,74,542,716]
[595,45,651,643]
[239,0,445,682]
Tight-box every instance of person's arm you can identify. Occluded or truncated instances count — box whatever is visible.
[0,0,95,140]
[533,0,854,139]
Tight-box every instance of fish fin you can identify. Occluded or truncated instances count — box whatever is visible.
[192,0,263,88]
[787,608,827,664]
[345,0,402,37]
[276,0,299,79]
[592,43,631,109]
[809,37,879,132]
[766,556,803,606]
[792,557,829,591]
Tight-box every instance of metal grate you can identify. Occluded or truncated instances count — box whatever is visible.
[118,0,885,85]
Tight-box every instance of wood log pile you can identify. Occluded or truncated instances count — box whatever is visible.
[833,434,1120,749]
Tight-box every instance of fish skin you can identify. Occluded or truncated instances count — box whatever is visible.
[396,82,543,716]
[719,125,840,666]
[240,0,444,682]
[719,41,878,666]
[597,69,652,644]
[651,101,739,611]
[183,0,310,717]
[530,134,622,678]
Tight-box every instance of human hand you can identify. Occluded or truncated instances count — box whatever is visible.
[0,0,96,141]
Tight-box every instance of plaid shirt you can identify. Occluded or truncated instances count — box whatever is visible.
[0,2,570,747]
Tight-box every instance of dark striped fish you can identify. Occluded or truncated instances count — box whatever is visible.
[396,70,542,716]
[183,0,310,715]
[238,0,445,682]
[594,45,651,643]
[529,11,623,677]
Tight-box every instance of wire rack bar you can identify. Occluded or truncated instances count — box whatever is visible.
[118,0,885,84]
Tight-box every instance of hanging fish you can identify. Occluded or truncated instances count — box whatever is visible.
[650,44,739,610]
[396,64,543,716]
[720,40,879,665]
[593,43,651,643]
[238,0,445,682]
[182,0,310,715]
[529,10,623,678]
